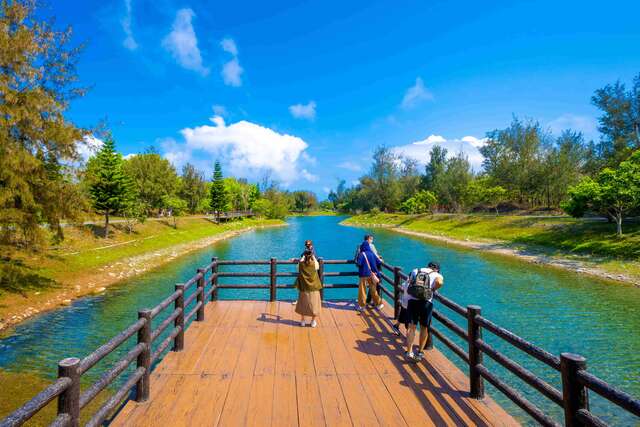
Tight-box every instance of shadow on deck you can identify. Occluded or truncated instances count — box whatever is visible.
[111,301,518,426]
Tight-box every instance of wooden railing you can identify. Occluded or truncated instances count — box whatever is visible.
[1,258,639,427]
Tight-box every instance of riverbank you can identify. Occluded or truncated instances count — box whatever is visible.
[0,217,284,332]
[342,213,640,286]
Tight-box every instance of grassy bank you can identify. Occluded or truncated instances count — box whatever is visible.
[343,213,640,283]
[0,216,283,330]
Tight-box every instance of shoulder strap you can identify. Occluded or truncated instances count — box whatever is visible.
[362,251,373,271]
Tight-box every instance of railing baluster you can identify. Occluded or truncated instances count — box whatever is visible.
[211,257,219,301]
[393,266,401,319]
[174,284,185,351]
[561,353,589,427]
[57,357,81,427]
[136,309,152,402]
[270,257,277,301]
[319,258,325,301]
[196,268,205,321]
[467,305,484,399]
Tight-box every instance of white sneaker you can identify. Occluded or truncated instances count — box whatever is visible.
[311,320,317,328]
[377,304,384,311]
[300,321,307,327]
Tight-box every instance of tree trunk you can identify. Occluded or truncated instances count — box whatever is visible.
[105,211,110,239]
[615,213,623,238]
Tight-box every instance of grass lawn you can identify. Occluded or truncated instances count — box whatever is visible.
[343,213,640,279]
[0,216,283,327]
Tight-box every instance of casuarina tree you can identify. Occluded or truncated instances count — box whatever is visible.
[88,138,133,237]
[210,160,228,221]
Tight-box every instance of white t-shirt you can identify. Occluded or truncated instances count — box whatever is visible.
[405,268,443,303]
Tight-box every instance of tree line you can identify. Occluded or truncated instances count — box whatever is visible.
[328,73,640,236]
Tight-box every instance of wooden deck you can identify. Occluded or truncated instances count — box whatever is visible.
[111,301,519,427]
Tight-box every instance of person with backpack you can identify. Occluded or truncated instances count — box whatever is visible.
[294,249,323,327]
[355,240,383,312]
[405,262,443,362]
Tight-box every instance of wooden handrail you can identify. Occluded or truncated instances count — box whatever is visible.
[2,257,640,427]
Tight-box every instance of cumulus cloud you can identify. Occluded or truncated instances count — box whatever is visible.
[121,0,138,50]
[289,101,317,120]
[162,8,209,76]
[547,114,597,138]
[162,115,317,185]
[392,134,487,171]
[220,37,243,86]
[76,135,104,162]
[401,77,434,109]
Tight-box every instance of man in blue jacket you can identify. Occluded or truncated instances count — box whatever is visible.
[356,241,383,312]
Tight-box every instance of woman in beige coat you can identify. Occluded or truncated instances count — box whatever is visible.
[294,249,323,327]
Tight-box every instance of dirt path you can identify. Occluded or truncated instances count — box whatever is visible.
[359,224,637,286]
[0,223,285,332]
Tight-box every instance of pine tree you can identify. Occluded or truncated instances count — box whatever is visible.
[210,160,227,221]
[0,1,86,246]
[89,138,132,237]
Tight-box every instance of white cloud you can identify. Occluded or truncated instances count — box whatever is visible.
[392,134,487,171]
[220,38,238,56]
[401,77,434,109]
[338,161,362,172]
[76,135,104,162]
[121,0,138,51]
[162,8,209,76]
[162,115,317,185]
[220,37,243,86]
[548,114,597,138]
[322,186,331,194]
[212,104,228,117]
[289,101,317,120]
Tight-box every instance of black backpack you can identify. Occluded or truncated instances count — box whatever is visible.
[407,269,433,301]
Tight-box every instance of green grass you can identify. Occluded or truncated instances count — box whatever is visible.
[343,213,640,260]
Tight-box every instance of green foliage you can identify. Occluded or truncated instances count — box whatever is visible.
[179,163,206,214]
[223,177,258,211]
[123,150,179,214]
[292,191,318,212]
[209,160,227,216]
[162,196,188,228]
[591,74,640,166]
[466,177,508,214]
[400,190,437,214]
[0,0,86,246]
[563,150,640,236]
[88,138,134,237]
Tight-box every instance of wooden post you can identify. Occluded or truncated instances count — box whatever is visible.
[270,257,277,302]
[211,257,219,301]
[136,309,152,402]
[393,267,401,319]
[57,357,80,427]
[174,284,185,351]
[467,305,484,399]
[196,268,205,321]
[560,353,589,427]
[318,258,325,301]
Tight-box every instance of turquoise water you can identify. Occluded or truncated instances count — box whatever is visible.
[1,216,639,425]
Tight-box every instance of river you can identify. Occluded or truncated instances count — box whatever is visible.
[1,216,639,425]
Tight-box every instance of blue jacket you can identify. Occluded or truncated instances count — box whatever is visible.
[357,242,381,278]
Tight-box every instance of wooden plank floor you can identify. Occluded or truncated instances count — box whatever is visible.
[111,301,519,427]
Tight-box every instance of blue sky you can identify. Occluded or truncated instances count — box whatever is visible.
[48,0,640,195]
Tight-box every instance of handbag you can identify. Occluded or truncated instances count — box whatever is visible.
[362,252,380,284]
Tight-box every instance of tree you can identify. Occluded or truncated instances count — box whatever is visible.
[400,190,437,214]
[423,146,447,191]
[210,160,227,220]
[0,0,86,246]
[467,178,508,214]
[591,74,640,166]
[88,138,133,237]
[179,163,206,214]
[162,196,187,229]
[362,146,402,212]
[562,151,640,237]
[123,150,179,215]
[292,191,318,212]
[435,153,473,212]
